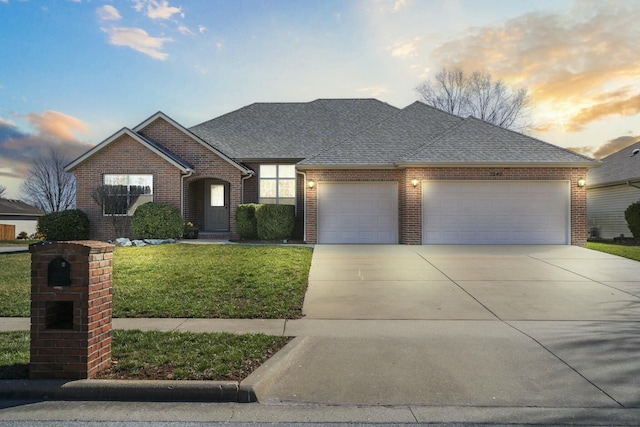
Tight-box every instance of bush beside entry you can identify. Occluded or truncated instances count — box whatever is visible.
[37,209,90,241]
[236,204,259,239]
[625,201,640,239]
[256,204,295,240]
[131,202,183,239]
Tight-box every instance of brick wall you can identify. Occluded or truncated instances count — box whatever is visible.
[304,167,588,246]
[30,241,114,380]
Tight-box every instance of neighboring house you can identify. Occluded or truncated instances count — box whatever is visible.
[0,198,45,238]
[586,140,640,239]
[65,99,598,245]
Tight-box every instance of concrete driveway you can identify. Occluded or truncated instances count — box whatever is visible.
[247,245,640,410]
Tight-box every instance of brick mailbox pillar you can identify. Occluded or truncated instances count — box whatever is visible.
[30,240,115,380]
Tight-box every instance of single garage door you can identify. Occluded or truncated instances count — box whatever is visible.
[422,181,569,244]
[318,182,398,244]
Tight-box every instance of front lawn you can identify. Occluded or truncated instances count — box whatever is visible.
[0,330,289,380]
[586,242,640,262]
[0,243,312,318]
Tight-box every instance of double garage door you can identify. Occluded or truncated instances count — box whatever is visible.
[317,181,569,245]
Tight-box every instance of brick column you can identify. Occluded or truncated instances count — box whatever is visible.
[30,241,115,380]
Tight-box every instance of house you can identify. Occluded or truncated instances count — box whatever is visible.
[0,198,45,238]
[586,140,640,239]
[65,99,598,245]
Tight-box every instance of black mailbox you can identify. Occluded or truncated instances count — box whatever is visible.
[48,257,71,286]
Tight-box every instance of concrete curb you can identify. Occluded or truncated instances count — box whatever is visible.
[0,379,253,402]
[240,336,308,403]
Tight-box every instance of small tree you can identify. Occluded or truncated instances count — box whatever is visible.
[415,67,531,132]
[91,184,147,238]
[20,149,76,212]
[624,201,640,238]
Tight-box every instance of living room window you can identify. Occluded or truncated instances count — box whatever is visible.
[259,165,296,205]
[102,174,153,216]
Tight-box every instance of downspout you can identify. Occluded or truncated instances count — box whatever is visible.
[241,174,252,204]
[180,169,194,218]
[297,170,307,243]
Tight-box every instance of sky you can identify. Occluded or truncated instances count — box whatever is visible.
[1,0,639,199]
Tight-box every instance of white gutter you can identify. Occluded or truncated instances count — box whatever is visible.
[296,170,307,243]
[180,170,194,217]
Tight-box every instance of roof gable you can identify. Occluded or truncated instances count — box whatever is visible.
[65,127,194,173]
[66,112,252,175]
[587,140,640,186]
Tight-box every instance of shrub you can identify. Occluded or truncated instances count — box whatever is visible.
[37,209,90,241]
[236,204,260,239]
[255,204,295,240]
[16,231,28,240]
[131,202,183,239]
[624,201,640,238]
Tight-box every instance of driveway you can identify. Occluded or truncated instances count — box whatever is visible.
[248,245,640,410]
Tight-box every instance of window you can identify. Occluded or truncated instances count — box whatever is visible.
[102,174,153,216]
[259,165,296,205]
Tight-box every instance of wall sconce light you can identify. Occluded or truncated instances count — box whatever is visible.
[411,178,419,188]
[308,180,315,189]
[577,178,586,187]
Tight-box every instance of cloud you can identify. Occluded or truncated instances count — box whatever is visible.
[134,0,182,20]
[423,0,640,131]
[358,85,393,98]
[390,37,422,58]
[198,25,207,34]
[102,26,172,60]
[97,5,121,21]
[0,111,93,182]
[567,134,640,159]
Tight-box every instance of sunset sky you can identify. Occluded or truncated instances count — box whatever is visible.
[1,0,639,199]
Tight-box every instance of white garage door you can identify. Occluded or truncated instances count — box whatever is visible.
[422,181,569,244]
[318,182,398,244]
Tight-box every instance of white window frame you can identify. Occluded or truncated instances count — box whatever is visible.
[102,174,153,216]
[259,164,296,205]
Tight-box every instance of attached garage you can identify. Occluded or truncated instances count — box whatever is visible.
[422,181,570,244]
[317,182,398,244]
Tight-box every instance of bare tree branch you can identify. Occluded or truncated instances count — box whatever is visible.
[415,67,531,132]
[20,149,76,213]
[0,185,6,198]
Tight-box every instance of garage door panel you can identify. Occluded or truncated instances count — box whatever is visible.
[318,182,398,244]
[423,181,569,245]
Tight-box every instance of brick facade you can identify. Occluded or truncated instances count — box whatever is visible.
[304,167,588,246]
[30,241,114,379]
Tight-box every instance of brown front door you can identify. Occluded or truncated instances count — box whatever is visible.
[204,180,229,232]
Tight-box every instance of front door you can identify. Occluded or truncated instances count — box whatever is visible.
[204,180,229,232]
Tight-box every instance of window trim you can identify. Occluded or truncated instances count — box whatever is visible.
[102,174,153,216]
[259,164,296,206]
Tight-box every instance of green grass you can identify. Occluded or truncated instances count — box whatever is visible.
[0,330,289,380]
[586,242,640,262]
[0,243,312,318]
[0,240,39,247]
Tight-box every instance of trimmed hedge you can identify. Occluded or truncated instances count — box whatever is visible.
[37,209,90,241]
[625,201,640,238]
[131,202,183,239]
[256,204,295,241]
[236,204,259,239]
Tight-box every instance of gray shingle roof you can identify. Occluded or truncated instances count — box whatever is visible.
[190,98,597,168]
[401,117,596,164]
[189,99,399,160]
[301,102,462,165]
[587,140,640,186]
[0,199,44,216]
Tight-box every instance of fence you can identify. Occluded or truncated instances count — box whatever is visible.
[0,224,16,240]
